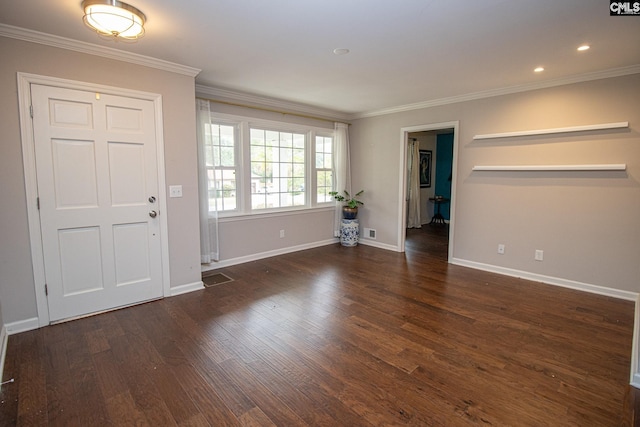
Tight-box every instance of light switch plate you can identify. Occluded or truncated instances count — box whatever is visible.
[169,185,183,198]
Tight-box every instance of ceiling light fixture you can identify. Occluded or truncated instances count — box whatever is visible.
[82,0,146,40]
[577,44,590,51]
[534,67,545,73]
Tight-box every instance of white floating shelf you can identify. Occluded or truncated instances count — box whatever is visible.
[473,122,629,140]
[472,164,627,172]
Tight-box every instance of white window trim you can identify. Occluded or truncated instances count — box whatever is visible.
[314,134,335,205]
[205,112,335,218]
[204,118,242,213]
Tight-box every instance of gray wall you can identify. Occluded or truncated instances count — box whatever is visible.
[0,36,201,325]
[350,74,640,294]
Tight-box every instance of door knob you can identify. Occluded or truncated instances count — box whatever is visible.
[148,196,156,203]
[149,210,157,218]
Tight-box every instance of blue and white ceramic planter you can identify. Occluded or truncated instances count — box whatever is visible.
[340,219,359,246]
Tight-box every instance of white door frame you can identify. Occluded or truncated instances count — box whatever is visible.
[397,121,459,261]
[17,72,171,327]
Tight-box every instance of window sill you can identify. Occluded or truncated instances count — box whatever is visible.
[209,205,335,223]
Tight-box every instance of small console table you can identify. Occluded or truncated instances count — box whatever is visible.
[428,197,450,225]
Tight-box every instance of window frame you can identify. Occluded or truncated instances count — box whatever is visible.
[248,126,308,211]
[201,118,242,214]
[314,133,335,205]
[204,112,335,218]
[204,120,241,213]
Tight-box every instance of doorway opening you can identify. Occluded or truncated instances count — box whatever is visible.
[398,122,459,260]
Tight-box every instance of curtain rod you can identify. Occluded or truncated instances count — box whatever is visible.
[196,96,350,125]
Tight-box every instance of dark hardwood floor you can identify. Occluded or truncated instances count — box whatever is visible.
[1,225,637,426]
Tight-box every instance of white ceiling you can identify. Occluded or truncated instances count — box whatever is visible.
[1,0,639,116]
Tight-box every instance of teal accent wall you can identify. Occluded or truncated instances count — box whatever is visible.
[434,133,454,220]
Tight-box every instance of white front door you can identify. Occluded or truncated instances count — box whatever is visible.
[31,84,164,322]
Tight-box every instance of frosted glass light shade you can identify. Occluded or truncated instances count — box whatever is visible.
[82,0,146,40]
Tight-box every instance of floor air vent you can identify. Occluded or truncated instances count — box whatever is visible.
[202,272,234,287]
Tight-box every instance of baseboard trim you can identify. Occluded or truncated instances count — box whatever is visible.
[632,295,640,386]
[169,281,205,297]
[202,238,338,271]
[451,258,638,301]
[5,317,40,335]
[0,325,7,385]
[358,239,400,252]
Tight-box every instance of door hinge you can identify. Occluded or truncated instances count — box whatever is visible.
[37,197,40,210]
[30,105,33,118]
[44,284,48,296]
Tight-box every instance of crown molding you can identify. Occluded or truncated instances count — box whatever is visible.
[7,21,635,120]
[196,84,352,122]
[198,64,640,121]
[0,24,201,77]
[354,64,640,119]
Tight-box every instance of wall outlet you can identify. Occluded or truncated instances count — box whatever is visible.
[363,228,376,239]
[497,244,505,255]
[535,249,544,261]
[279,229,285,238]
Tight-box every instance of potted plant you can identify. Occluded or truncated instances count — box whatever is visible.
[329,190,364,219]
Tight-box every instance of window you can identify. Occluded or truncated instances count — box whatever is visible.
[250,128,306,209]
[204,123,237,211]
[202,113,335,215]
[315,135,333,203]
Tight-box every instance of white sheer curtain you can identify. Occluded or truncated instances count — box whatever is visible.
[333,122,351,237]
[406,138,422,228]
[196,99,219,263]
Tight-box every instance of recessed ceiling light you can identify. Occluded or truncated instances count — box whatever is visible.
[577,45,590,51]
[534,67,545,73]
[333,48,350,56]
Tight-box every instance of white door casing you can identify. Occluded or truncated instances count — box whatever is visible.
[398,122,459,260]
[18,73,170,325]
